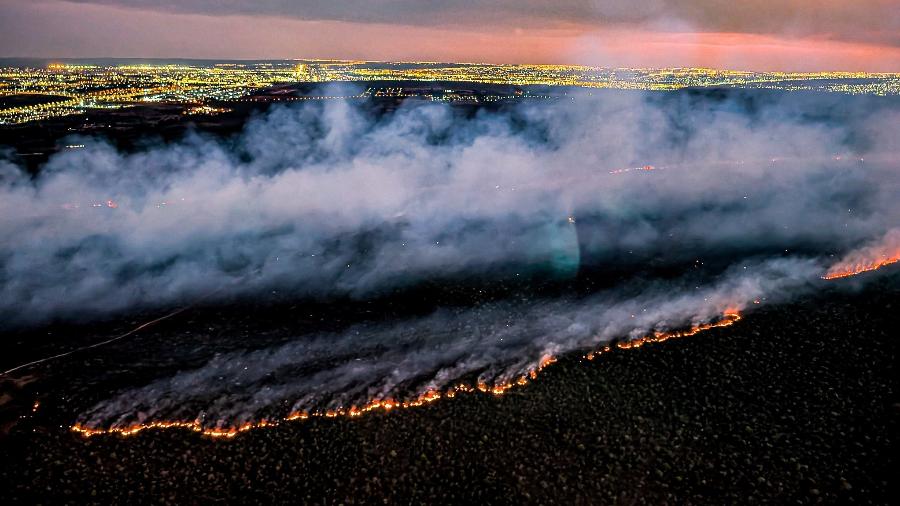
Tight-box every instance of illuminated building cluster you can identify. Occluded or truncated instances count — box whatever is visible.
[0,62,300,124]
[1,60,898,124]
[295,61,899,95]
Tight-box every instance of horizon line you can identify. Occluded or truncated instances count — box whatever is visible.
[0,56,898,76]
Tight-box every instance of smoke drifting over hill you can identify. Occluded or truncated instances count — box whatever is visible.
[1,87,898,427]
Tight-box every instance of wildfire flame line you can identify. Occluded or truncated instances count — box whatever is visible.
[71,312,742,439]
[822,229,900,280]
[822,255,900,280]
[66,245,900,441]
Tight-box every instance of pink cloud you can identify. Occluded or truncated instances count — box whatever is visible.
[0,0,898,71]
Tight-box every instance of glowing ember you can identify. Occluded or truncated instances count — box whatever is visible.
[70,312,741,439]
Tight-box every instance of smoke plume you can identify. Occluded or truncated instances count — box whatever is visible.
[1,86,897,428]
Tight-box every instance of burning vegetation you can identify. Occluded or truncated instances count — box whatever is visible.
[70,312,740,439]
[823,229,900,280]
[69,252,895,441]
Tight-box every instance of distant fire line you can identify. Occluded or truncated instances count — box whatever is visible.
[67,238,900,439]
[822,256,900,280]
[71,311,742,439]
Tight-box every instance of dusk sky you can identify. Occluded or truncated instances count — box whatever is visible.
[1,0,899,71]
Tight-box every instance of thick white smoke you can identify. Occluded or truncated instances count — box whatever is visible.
[1,89,896,325]
[1,88,898,428]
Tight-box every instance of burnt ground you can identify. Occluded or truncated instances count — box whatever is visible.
[0,275,895,505]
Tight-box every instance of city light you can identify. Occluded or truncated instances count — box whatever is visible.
[2,61,898,124]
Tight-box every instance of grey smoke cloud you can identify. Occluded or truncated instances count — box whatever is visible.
[0,86,894,429]
[1,88,898,327]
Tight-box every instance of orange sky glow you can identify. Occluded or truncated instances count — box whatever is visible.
[0,0,898,71]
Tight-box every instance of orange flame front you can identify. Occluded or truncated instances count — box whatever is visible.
[823,255,900,280]
[70,312,741,439]
[823,229,900,280]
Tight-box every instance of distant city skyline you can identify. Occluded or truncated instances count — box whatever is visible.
[1,0,898,71]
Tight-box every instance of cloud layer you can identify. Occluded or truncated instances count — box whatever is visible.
[3,1,899,70]
[61,0,900,46]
